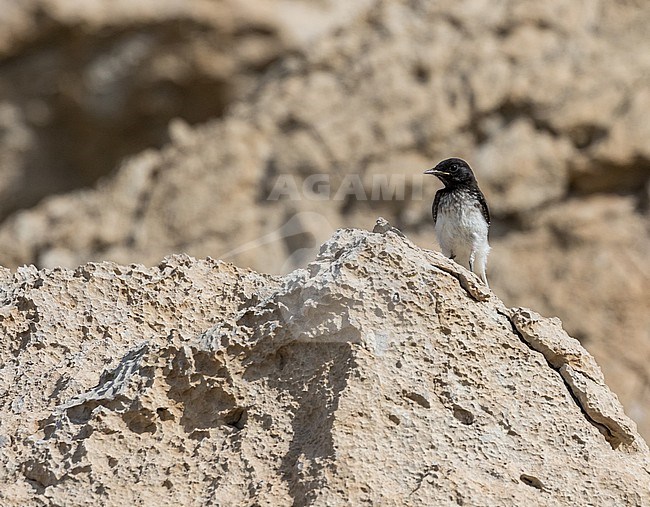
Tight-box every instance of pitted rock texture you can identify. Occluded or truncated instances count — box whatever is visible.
[1,225,648,506]
[0,0,648,441]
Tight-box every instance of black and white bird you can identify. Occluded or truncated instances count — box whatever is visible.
[424,158,490,285]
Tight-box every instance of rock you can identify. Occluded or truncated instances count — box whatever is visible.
[490,195,650,439]
[1,225,649,505]
[0,0,649,449]
[372,216,405,237]
[0,0,367,220]
[474,119,573,216]
[2,0,648,269]
[508,307,639,449]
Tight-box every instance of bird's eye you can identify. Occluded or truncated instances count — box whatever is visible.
[450,164,458,172]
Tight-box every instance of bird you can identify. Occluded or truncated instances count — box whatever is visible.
[424,157,490,285]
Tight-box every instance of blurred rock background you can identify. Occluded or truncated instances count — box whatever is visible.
[0,0,648,438]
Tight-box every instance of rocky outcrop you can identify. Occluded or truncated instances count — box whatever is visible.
[0,0,649,448]
[0,0,368,218]
[1,224,648,506]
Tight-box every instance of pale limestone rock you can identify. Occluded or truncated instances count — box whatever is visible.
[490,195,650,440]
[0,0,648,450]
[1,225,648,505]
[509,307,642,451]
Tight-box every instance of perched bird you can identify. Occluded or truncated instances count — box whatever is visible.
[424,158,490,285]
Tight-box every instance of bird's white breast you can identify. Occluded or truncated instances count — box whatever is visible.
[435,192,489,266]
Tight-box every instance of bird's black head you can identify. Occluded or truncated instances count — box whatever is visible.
[424,158,476,188]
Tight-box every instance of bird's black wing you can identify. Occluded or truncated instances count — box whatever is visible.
[432,190,442,224]
[475,190,490,225]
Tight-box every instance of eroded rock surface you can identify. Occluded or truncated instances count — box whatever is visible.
[0,0,648,441]
[1,224,648,506]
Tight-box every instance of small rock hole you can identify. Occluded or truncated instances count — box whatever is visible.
[388,414,401,425]
[403,391,431,409]
[520,474,544,490]
[224,407,248,430]
[452,405,475,425]
[413,64,431,83]
[156,407,174,421]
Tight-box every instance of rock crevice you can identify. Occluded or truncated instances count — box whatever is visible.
[503,307,641,451]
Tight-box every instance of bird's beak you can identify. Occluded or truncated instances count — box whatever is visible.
[424,168,443,175]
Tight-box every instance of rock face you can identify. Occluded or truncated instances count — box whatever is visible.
[0,0,648,442]
[0,0,368,218]
[1,224,648,506]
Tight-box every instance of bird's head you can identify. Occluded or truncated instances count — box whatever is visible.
[424,158,476,187]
